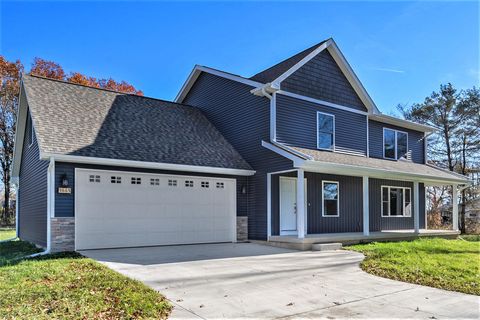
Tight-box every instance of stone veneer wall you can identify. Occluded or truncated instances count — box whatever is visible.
[51,217,75,252]
[237,216,248,241]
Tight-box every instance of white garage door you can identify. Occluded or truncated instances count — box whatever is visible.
[75,169,236,250]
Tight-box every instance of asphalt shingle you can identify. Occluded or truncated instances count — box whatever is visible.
[22,75,252,170]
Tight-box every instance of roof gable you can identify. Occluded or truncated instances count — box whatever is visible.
[13,75,253,176]
[281,49,368,112]
[249,40,329,83]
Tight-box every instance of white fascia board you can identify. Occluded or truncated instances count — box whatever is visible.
[271,39,332,86]
[326,41,380,114]
[277,90,368,115]
[12,83,28,178]
[40,153,256,176]
[261,141,307,167]
[175,65,264,103]
[300,160,470,185]
[369,113,437,133]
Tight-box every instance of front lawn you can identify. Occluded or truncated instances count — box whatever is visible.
[349,237,480,295]
[0,228,16,240]
[0,240,172,319]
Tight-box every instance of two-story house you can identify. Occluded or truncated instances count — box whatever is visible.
[13,38,469,252]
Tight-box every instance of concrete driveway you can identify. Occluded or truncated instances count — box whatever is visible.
[82,243,479,319]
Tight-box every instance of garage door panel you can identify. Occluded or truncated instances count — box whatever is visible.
[75,170,236,250]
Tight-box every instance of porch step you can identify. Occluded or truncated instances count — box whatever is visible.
[311,243,343,251]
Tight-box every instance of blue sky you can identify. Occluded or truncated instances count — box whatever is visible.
[1,1,478,114]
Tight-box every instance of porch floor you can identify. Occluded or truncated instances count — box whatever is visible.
[267,229,460,250]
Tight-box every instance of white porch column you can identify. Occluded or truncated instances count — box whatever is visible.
[297,169,305,239]
[267,173,272,238]
[452,185,459,231]
[362,176,369,236]
[413,181,420,233]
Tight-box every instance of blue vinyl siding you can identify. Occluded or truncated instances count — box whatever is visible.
[54,162,249,218]
[369,120,425,164]
[281,50,368,112]
[183,72,293,240]
[271,172,363,235]
[18,110,49,247]
[369,179,425,231]
[276,94,367,156]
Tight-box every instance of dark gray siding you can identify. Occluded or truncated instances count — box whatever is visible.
[369,179,425,231]
[276,94,367,156]
[54,162,249,218]
[18,111,49,247]
[271,172,363,235]
[369,120,425,164]
[183,72,292,240]
[281,50,368,112]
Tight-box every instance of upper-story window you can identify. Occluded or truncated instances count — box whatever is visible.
[383,128,408,160]
[317,112,335,150]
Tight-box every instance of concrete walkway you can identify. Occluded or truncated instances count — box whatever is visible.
[82,243,480,319]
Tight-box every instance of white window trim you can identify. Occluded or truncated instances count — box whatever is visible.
[381,185,412,217]
[322,180,339,217]
[383,128,408,160]
[317,111,335,151]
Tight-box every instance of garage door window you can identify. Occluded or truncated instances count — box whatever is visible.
[216,182,225,189]
[131,177,141,185]
[111,176,121,184]
[89,175,100,183]
[168,179,177,187]
[185,180,194,187]
[201,181,209,188]
[150,178,160,186]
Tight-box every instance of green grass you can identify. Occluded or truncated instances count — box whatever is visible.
[349,238,480,295]
[0,228,16,241]
[0,241,172,319]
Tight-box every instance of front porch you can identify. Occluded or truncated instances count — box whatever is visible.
[267,229,461,250]
[266,167,465,250]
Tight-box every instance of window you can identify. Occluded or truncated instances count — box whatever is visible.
[131,177,141,185]
[150,178,160,186]
[322,181,339,217]
[201,181,209,188]
[89,175,100,183]
[185,180,194,187]
[381,186,411,217]
[383,128,408,160]
[168,179,177,187]
[317,112,335,150]
[110,176,121,184]
[216,182,225,189]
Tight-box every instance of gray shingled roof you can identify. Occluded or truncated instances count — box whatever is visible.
[250,39,329,83]
[290,146,469,183]
[22,75,252,170]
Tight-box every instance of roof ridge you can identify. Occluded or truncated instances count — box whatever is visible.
[24,74,198,109]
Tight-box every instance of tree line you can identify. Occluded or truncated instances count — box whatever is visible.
[0,56,143,226]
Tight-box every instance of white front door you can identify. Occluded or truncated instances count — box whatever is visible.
[279,177,307,235]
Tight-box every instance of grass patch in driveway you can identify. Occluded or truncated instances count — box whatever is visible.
[0,240,172,319]
[349,238,480,295]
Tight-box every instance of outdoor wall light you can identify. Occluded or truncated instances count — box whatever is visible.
[241,185,247,194]
[61,174,69,187]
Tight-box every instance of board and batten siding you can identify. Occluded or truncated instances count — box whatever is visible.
[369,178,425,231]
[281,50,368,112]
[369,120,425,164]
[54,162,249,218]
[276,94,367,156]
[271,172,363,235]
[183,72,293,240]
[18,110,49,247]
